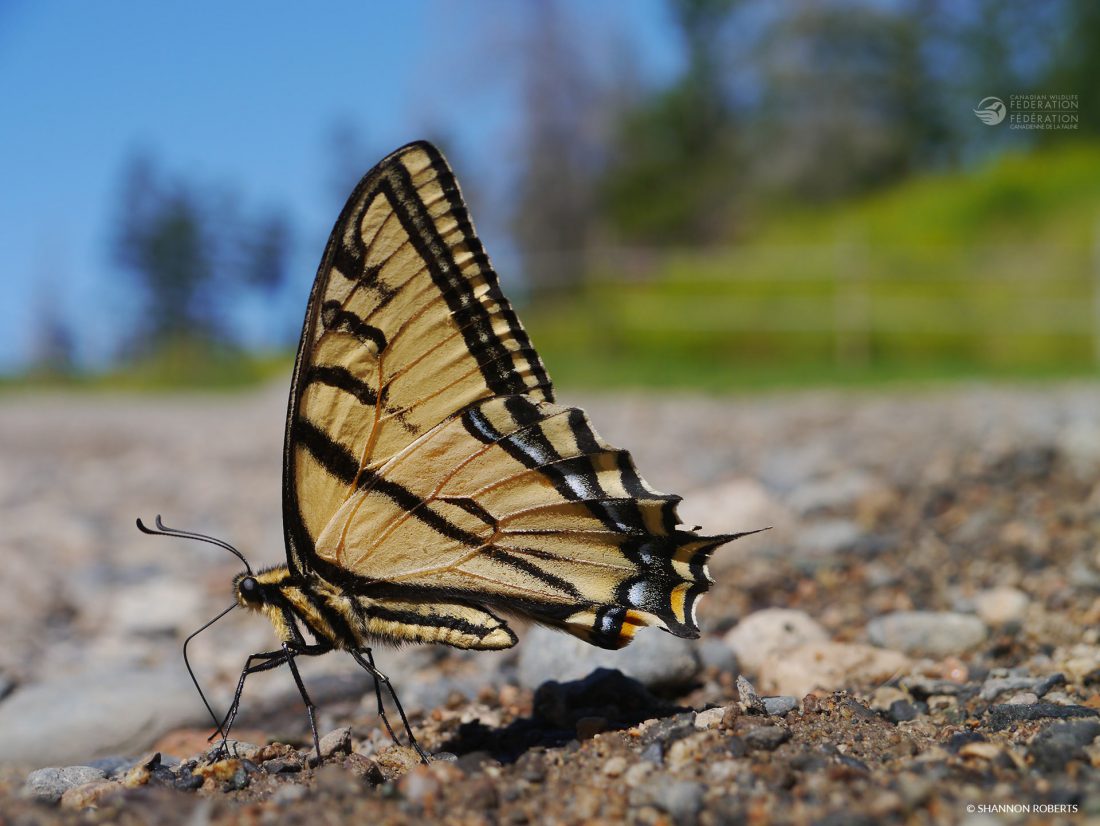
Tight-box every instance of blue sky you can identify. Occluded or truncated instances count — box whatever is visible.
[0,1,682,371]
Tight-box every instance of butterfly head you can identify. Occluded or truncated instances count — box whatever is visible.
[232,567,292,610]
[234,572,266,607]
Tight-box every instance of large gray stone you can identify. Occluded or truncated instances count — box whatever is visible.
[22,765,106,804]
[0,663,208,768]
[518,625,701,692]
[867,611,987,658]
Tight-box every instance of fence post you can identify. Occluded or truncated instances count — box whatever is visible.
[834,230,871,368]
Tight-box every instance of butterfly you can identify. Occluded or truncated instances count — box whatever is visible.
[139,141,748,762]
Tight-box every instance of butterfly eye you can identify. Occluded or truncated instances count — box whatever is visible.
[239,576,262,603]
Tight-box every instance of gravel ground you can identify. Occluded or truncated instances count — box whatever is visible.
[2,381,1100,824]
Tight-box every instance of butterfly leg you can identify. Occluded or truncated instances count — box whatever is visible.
[350,648,430,764]
[210,649,289,758]
[281,643,324,764]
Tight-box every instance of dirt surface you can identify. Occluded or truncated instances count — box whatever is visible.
[2,383,1100,824]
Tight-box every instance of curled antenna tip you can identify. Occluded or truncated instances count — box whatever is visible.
[135,513,253,574]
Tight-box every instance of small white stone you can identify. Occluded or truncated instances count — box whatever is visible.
[693,707,725,730]
[759,641,912,698]
[973,587,1029,626]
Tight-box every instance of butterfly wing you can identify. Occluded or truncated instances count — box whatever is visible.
[311,394,740,649]
[285,141,738,650]
[283,142,552,577]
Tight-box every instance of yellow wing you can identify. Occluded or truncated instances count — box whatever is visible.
[283,142,552,576]
[311,394,737,649]
[284,141,741,650]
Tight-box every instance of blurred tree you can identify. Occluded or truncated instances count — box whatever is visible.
[241,210,292,295]
[512,0,604,293]
[600,0,743,245]
[1042,0,1100,135]
[111,151,292,356]
[746,0,955,201]
[113,154,216,348]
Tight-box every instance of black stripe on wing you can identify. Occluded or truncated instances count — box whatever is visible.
[293,418,360,486]
[383,162,538,400]
[424,149,554,402]
[306,364,379,406]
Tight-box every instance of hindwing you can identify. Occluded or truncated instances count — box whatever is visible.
[309,395,737,649]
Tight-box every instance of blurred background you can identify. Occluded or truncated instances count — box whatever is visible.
[5,0,1100,773]
[4,0,1099,391]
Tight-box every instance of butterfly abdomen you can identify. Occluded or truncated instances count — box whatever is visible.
[245,569,517,652]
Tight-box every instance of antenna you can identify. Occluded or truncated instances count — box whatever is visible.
[136,515,253,574]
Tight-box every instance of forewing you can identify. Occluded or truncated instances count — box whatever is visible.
[312,395,737,649]
[284,142,553,575]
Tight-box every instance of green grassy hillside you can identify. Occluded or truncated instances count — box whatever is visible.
[527,142,1100,390]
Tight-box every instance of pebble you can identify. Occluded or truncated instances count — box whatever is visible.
[1056,644,1100,683]
[623,762,653,788]
[639,777,705,826]
[518,625,700,692]
[979,674,1064,702]
[694,707,725,730]
[927,695,956,711]
[736,675,765,714]
[723,608,829,673]
[762,696,798,716]
[602,756,628,777]
[987,703,1100,731]
[787,471,873,515]
[869,686,908,711]
[0,664,205,767]
[86,755,139,778]
[1028,720,1100,773]
[399,765,441,805]
[271,784,307,805]
[318,726,352,759]
[886,700,919,724]
[958,741,1004,762]
[59,780,118,810]
[972,587,1029,626]
[744,726,790,751]
[758,641,911,697]
[793,519,863,558]
[1006,692,1040,705]
[866,611,987,658]
[898,676,965,698]
[22,766,106,804]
